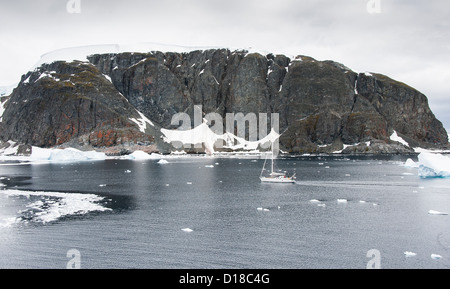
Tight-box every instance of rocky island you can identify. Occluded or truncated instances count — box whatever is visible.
[0,48,448,156]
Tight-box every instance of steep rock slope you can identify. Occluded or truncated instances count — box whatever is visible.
[0,61,158,151]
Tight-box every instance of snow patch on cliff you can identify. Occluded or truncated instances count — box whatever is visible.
[130,110,155,133]
[390,130,409,147]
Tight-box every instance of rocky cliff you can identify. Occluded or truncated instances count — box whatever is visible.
[0,49,447,155]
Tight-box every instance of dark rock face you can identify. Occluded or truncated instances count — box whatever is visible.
[0,61,156,149]
[0,49,447,154]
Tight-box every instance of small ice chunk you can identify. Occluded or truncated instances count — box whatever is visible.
[404,158,418,168]
[204,165,214,168]
[99,184,107,187]
[126,150,153,160]
[186,182,193,185]
[337,199,348,203]
[404,251,417,257]
[317,203,326,207]
[157,159,169,164]
[124,170,131,173]
[182,228,193,233]
[428,210,448,215]
[359,200,367,203]
[431,254,442,260]
[309,199,321,203]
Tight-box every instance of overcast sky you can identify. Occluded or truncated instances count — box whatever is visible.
[1,0,449,130]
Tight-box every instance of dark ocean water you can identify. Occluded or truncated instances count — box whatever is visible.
[0,155,449,269]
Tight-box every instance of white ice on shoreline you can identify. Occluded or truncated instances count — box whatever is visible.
[30,147,106,162]
[122,150,156,160]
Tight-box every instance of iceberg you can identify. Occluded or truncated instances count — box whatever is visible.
[418,152,450,178]
[30,147,106,162]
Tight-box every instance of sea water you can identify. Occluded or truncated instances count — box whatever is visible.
[0,155,449,269]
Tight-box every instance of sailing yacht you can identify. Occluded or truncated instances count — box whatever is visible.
[259,151,296,183]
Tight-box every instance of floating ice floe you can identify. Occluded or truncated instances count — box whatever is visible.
[418,152,450,178]
[404,251,417,257]
[124,169,132,173]
[309,199,321,203]
[428,210,448,215]
[0,189,111,225]
[157,159,169,164]
[204,165,214,168]
[181,228,193,233]
[337,199,348,203]
[0,216,19,228]
[431,254,443,260]
[257,207,270,212]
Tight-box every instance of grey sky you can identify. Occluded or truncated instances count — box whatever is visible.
[1,0,449,130]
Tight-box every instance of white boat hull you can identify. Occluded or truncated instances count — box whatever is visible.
[260,177,296,183]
